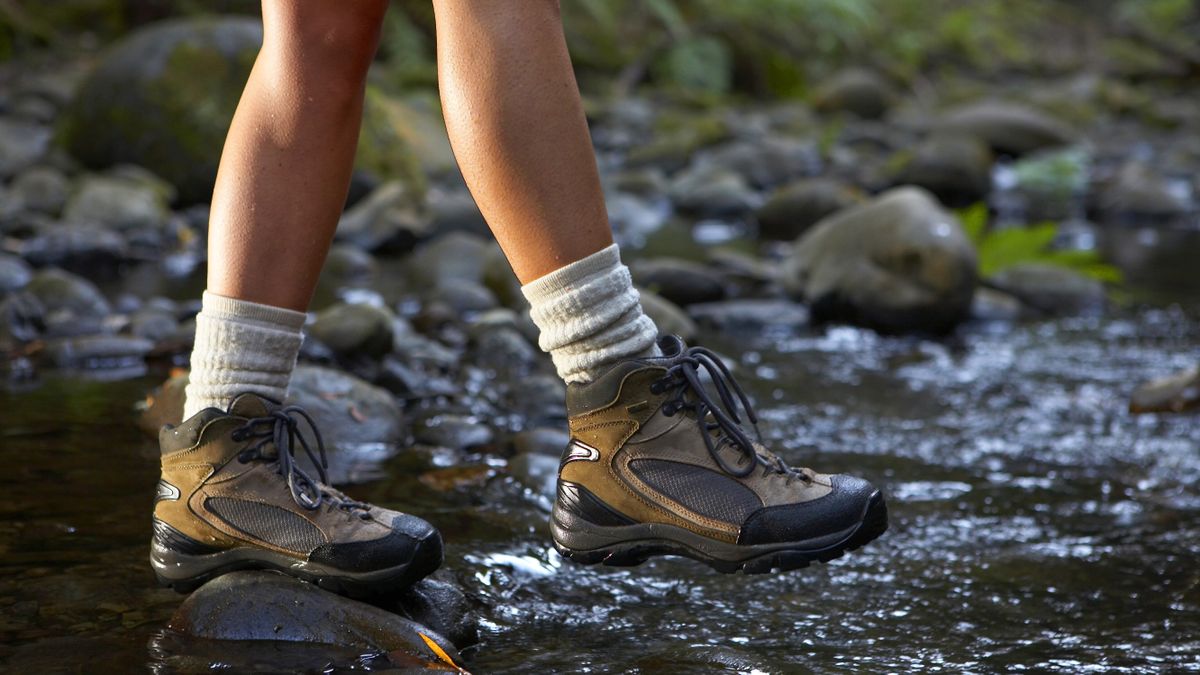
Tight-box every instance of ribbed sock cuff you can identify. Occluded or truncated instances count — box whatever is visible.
[522,244,660,384]
[182,292,306,419]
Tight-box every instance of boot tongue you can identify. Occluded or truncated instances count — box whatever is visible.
[227,392,279,419]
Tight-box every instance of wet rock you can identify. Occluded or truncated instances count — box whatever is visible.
[504,373,567,426]
[25,268,112,319]
[167,571,462,670]
[42,335,154,369]
[668,166,757,217]
[939,101,1074,157]
[19,223,128,272]
[970,287,1024,322]
[427,278,498,315]
[9,166,69,215]
[428,188,488,238]
[755,178,862,241]
[319,244,377,289]
[61,19,423,204]
[1095,161,1191,219]
[62,169,173,232]
[392,577,478,649]
[1130,364,1200,414]
[0,117,51,177]
[0,253,33,293]
[409,232,489,288]
[129,306,180,342]
[481,242,524,309]
[469,324,539,376]
[413,413,494,451]
[631,257,726,306]
[892,134,994,208]
[812,69,896,120]
[688,299,809,333]
[335,181,428,253]
[702,138,818,190]
[783,187,978,334]
[511,426,570,456]
[509,451,559,500]
[0,292,45,346]
[637,288,697,341]
[988,263,1105,316]
[309,302,396,359]
[58,18,264,204]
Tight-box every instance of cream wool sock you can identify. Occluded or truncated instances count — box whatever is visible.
[522,243,660,384]
[182,291,307,419]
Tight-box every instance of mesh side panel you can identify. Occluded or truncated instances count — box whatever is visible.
[206,497,325,553]
[630,459,762,523]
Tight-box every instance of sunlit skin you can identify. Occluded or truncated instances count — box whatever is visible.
[207,0,613,312]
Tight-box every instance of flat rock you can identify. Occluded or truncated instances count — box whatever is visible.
[688,299,810,332]
[1130,365,1200,414]
[631,257,726,306]
[988,263,1105,316]
[25,268,112,319]
[783,186,978,334]
[167,571,462,671]
[755,178,862,241]
[812,68,896,120]
[939,101,1074,157]
[309,302,396,359]
[892,134,994,208]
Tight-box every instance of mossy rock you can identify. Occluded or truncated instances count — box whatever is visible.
[59,17,423,204]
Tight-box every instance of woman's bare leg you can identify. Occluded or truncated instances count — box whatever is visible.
[206,0,388,311]
[432,0,612,284]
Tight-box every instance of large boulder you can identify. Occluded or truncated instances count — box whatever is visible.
[939,101,1074,157]
[782,187,977,334]
[166,571,463,671]
[59,17,422,204]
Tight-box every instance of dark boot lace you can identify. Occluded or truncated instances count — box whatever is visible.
[229,405,371,518]
[648,345,813,485]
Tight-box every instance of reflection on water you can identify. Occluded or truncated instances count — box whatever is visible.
[1,304,1198,672]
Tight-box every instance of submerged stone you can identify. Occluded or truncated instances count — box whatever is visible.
[167,571,462,670]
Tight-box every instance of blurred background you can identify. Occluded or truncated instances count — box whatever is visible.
[1,1,1198,673]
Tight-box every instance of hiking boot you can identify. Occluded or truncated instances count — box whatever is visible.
[551,336,887,573]
[150,393,442,596]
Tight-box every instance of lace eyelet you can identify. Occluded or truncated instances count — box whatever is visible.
[650,381,664,394]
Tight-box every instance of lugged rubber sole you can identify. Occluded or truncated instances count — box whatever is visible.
[150,531,443,598]
[552,490,888,574]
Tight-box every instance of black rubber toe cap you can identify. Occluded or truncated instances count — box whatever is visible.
[737,474,878,546]
[308,515,444,575]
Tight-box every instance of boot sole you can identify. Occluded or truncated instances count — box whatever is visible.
[552,490,888,574]
[149,531,443,598]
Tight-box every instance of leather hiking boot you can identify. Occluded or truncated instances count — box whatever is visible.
[151,393,442,596]
[551,336,887,573]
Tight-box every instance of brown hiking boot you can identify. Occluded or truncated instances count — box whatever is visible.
[150,393,442,596]
[551,336,887,573]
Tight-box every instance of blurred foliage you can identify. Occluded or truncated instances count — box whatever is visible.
[3,0,1197,94]
[1011,147,1090,203]
[958,204,1123,282]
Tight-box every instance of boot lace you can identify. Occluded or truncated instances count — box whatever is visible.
[229,405,370,517]
[649,345,812,485]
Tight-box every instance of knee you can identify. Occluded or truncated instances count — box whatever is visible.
[262,0,388,88]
